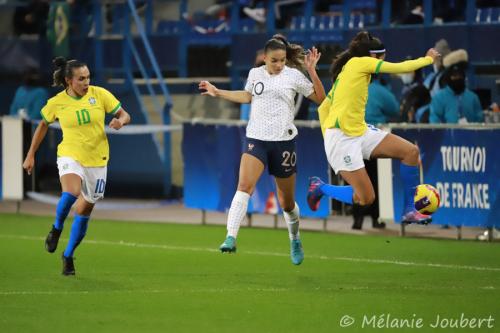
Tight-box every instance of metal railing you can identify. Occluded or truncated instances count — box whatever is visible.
[91,0,175,194]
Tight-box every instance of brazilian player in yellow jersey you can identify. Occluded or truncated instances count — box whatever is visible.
[307,31,440,225]
[40,85,121,167]
[23,57,131,275]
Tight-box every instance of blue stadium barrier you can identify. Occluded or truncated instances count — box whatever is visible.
[103,86,167,196]
[184,122,500,226]
[0,123,2,199]
[182,121,330,218]
[390,125,500,228]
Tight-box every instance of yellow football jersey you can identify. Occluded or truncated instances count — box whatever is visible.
[319,56,433,136]
[41,85,121,167]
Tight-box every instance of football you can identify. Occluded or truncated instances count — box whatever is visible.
[414,184,441,214]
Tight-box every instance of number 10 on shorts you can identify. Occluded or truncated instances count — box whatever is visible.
[95,179,106,194]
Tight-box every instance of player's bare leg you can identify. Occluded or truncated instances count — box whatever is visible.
[371,133,431,224]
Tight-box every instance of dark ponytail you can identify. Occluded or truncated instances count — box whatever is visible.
[330,31,384,82]
[52,56,87,88]
[264,33,306,73]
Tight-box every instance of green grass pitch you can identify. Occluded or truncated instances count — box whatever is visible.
[0,213,499,332]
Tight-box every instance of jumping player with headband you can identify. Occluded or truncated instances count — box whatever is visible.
[199,34,325,265]
[307,31,440,225]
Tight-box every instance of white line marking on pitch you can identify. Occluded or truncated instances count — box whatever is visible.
[1,234,499,272]
[0,287,291,296]
[0,285,495,297]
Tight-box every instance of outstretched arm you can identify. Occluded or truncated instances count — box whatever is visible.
[377,48,440,74]
[199,80,252,104]
[304,47,326,105]
[23,121,49,175]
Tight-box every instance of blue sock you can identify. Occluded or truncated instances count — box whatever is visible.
[53,192,78,230]
[400,163,419,213]
[319,184,354,205]
[63,215,90,258]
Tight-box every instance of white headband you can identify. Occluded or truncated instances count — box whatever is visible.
[370,49,386,54]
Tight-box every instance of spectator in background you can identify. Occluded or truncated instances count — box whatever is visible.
[399,67,432,123]
[13,0,50,35]
[433,0,466,23]
[399,61,420,97]
[9,67,48,120]
[67,0,93,37]
[424,39,451,96]
[401,3,424,25]
[430,49,484,124]
[243,0,307,28]
[365,75,399,125]
[476,0,500,8]
[351,157,385,230]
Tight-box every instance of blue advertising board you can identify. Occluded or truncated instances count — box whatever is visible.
[182,123,330,218]
[391,127,499,227]
[0,123,2,199]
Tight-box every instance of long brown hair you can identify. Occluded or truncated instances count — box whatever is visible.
[330,31,384,82]
[52,56,87,88]
[264,34,306,72]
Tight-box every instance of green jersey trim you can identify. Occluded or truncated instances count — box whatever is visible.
[40,112,51,124]
[65,91,83,100]
[110,103,122,115]
[375,60,384,75]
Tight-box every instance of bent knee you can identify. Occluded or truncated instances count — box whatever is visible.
[280,200,295,212]
[237,183,254,195]
[407,144,420,161]
[357,193,375,206]
[65,190,80,198]
[74,200,94,216]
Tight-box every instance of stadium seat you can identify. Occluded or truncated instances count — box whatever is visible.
[190,19,229,34]
[289,16,299,30]
[329,15,343,29]
[349,13,363,29]
[156,20,181,34]
[291,15,344,31]
[326,2,377,29]
[475,8,500,23]
[239,18,256,32]
[492,7,500,23]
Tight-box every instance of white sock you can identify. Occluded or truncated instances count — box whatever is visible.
[283,202,300,240]
[226,191,250,238]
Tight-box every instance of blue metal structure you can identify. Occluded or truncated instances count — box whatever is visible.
[143,0,500,79]
[90,0,174,195]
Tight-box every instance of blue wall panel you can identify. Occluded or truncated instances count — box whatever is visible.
[182,123,330,218]
[392,127,500,227]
